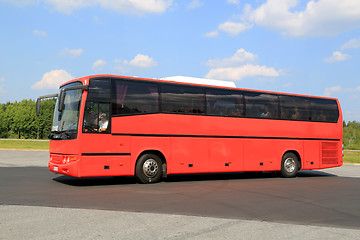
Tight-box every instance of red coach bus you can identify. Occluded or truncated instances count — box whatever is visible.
[37,74,343,183]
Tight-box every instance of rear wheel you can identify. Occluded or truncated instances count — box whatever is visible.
[135,154,162,184]
[280,152,299,178]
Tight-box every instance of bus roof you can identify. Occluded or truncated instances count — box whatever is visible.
[160,76,236,88]
[60,74,338,101]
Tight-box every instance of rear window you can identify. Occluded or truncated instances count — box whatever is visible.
[311,98,339,123]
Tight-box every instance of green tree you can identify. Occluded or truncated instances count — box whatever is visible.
[343,121,360,149]
[0,103,7,138]
[0,99,55,139]
[36,99,56,139]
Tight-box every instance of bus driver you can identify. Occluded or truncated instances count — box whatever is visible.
[99,113,108,132]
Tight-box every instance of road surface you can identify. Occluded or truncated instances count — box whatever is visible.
[1,150,359,239]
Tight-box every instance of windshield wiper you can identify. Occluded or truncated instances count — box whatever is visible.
[49,129,77,140]
[49,131,61,139]
[64,132,72,139]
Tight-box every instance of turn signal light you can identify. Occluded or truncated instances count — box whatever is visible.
[62,155,78,163]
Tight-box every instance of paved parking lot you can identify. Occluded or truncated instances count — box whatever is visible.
[1,150,359,239]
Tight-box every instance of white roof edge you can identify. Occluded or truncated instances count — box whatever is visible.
[160,76,236,88]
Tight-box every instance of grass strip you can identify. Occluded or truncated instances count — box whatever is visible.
[0,140,49,150]
[343,151,360,164]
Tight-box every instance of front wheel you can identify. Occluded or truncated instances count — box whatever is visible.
[135,154,162,184]
[280,152,299,178]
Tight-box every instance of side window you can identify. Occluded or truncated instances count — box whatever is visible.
[87,78,111,102]
[279,96,310,121]
[161,84,204,114]
[83,78,111,133]
[112,80,159,115]
[206,89,243,116]
[83,102,110,133]
[244,92,278,118]
[311,98,339,123]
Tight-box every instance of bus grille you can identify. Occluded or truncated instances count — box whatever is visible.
[321,142,338,164]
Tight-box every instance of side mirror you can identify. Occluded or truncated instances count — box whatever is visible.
[58,89,66,113]
[36,93,58,116]
[36,98,41,117]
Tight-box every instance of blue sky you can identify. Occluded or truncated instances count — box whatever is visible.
[1,0,360,122]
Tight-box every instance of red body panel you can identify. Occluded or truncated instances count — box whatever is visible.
[48,75,343,178]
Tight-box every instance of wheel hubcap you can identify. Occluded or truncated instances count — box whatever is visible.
[284,158,296,173]
[143,159,159,178]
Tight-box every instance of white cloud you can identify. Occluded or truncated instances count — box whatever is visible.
[341,38,360,50]
[114,60,129,73]
[218,21,252,36]
[63,48,84,57]
[187,0,203,9]
[203,31,219,38]
[92,59,107,71]
[324,85,342,96]
[0,77,5,82]
[96,0,172,14]
[242,0,360,37]
[4,0,173,14]
[324,51,350,63]
[114,54,157,73]
[324,85,360,96]
[206,48,257,68]
[227,0,239,5]
[124,54,157,68]
[32,70,74,90]
[205,49,281,81]
[205,21,252,37]
[32,30,47,37]
[205,64,280,81]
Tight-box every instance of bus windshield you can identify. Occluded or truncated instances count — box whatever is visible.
[50,82,83,140]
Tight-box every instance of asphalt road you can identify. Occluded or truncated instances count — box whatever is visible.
[1,166,360,229]
[1,150,360,239]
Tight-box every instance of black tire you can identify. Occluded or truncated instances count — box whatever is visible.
[280,152,299,178]
[135,154,163,184]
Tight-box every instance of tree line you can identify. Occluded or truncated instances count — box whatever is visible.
[0,99,55,139]
[1,99,360,149]
[343,121,360,150]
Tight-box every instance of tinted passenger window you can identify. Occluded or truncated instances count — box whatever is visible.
[161,85,204,114]
[279,96,310,121]
[244,92,278,118]
[113,80,159,115]
[87,78,111,102]
[311,98,339,123]
[206,89,243,116]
